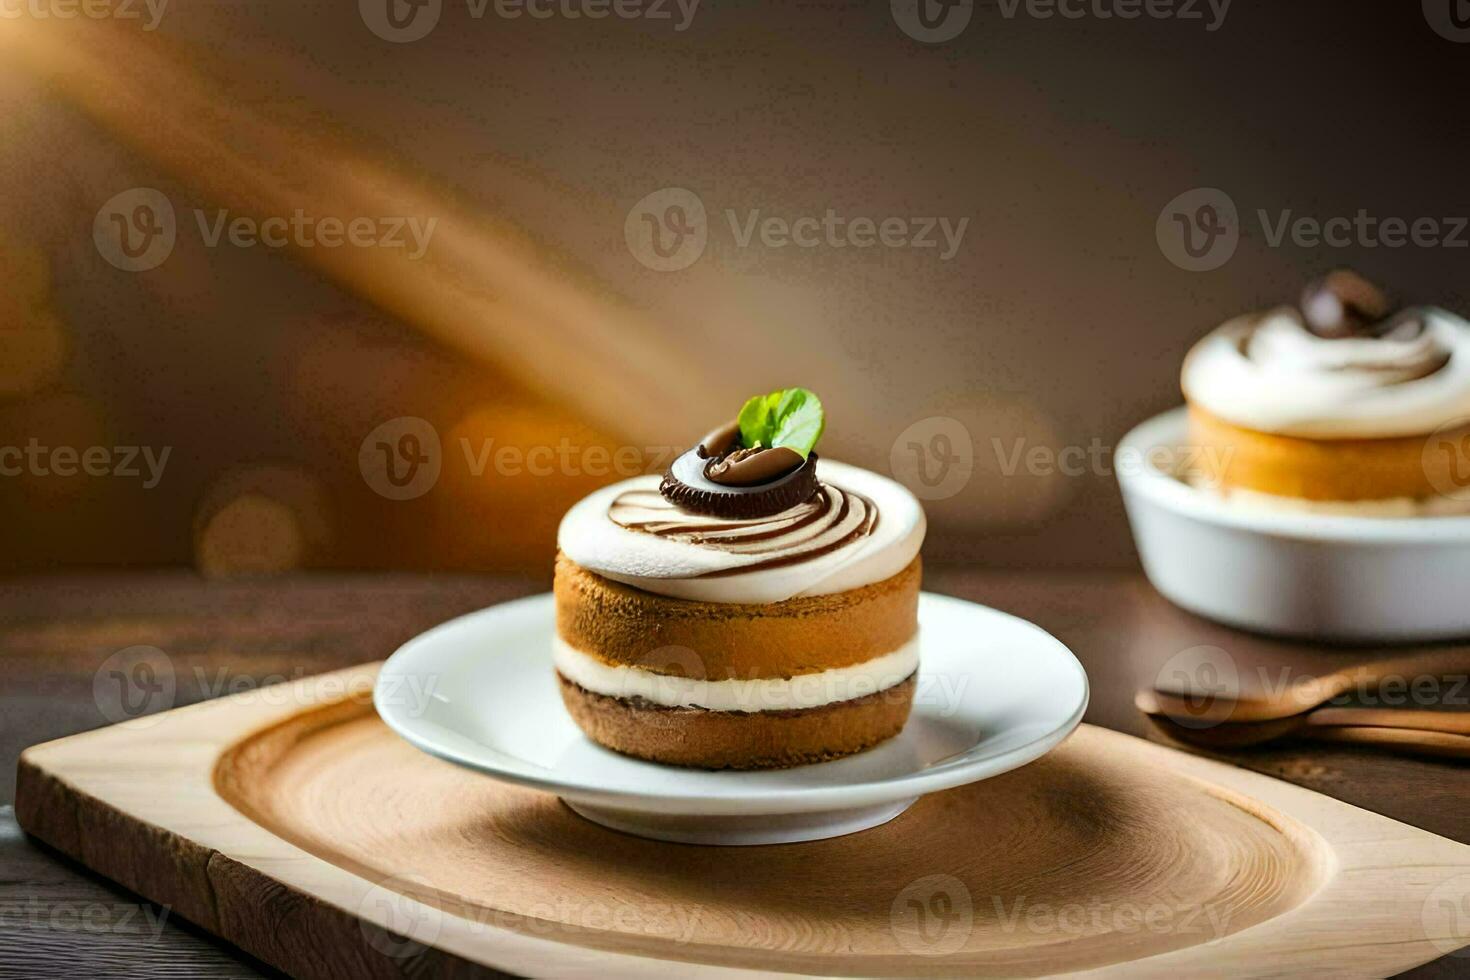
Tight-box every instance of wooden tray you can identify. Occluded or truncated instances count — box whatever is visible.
[16,663,1470,978]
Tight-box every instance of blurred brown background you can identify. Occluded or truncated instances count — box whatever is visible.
[1,1,1466,577]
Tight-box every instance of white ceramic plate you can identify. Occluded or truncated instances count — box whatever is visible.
[1118,407,1470,642]
[375,591,1088,845]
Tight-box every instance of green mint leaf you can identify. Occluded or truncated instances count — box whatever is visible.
[736,387,825,458]
[737,391,780,449]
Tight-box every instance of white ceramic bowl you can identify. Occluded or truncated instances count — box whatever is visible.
[1117,407,1470,642]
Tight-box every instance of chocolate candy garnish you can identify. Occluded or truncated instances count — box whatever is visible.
[661,392,827,517]
[660,445,818,518]
[1300,270,1395,339]
[697,420,741,458]
[706,446,805,486]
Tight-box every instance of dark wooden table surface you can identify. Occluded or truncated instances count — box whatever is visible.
[2,568,1467,978]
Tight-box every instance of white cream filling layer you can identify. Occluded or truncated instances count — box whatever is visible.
[553,634,919,712]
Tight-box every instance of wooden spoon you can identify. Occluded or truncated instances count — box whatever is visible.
[1137,688,1470,736]
[1147,648,1470,725]
[1140,708,1470,764]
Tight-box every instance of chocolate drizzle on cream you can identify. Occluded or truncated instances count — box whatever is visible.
[608,482,880,577]
[1183,298,1470,439]
[1239,272,1453,384]
[1243,306,1452,386]
[558,460,925,603]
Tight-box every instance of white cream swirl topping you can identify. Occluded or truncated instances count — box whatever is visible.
[1182,306,1470,438]
[558,460,926,604]
[607,482,877,577]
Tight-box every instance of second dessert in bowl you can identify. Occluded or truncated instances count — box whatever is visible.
[553,388,926,769]
[1182,270,1470,516]
[1120,272,1470,641]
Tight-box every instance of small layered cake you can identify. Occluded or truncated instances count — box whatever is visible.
[1182,271,1470,516]
[554,388,926,769]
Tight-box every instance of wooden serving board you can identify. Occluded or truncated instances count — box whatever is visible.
[16,664,1470,978]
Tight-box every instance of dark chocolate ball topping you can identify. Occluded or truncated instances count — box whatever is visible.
[1299,270,1395,339]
